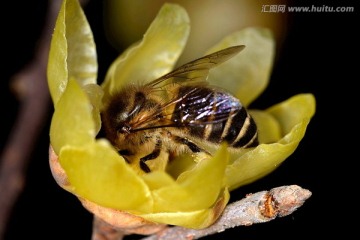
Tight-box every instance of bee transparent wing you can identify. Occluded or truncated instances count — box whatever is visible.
[146,45,245,88]
[131,86,242,132]
[167,87,242,126]
[130,46,245,132]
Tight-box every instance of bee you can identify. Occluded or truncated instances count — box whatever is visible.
[101,45,259,174]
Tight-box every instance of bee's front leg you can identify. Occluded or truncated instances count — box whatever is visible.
[139,137,162,173]
[118,149,133,163]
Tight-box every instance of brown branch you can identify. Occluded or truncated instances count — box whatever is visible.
[92,216,127,240]
[0,0,89,238]
[89,185,311,240]
[141,185,311,240]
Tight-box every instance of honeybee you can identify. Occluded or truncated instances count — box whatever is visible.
[101,45,258,174]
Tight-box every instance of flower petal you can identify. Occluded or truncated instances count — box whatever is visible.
[50,78,95,154]
[226,94,316,190]
[82,83,104,134]
[101,3,190,101]
[48,0,97,105]
[139,188,229,229]
[80,198,167,235]
[142,171,177,191]
[59,140,152,213]
[148,146,228,213]
[249,109,282,144]
[267,94,316,136]
[206,27,275,107]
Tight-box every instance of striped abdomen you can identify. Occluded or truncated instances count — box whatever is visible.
[171,86,258,148]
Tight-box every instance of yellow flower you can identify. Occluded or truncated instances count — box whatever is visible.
[47,0,315,231]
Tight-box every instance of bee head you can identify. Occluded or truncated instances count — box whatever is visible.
[102,88,146,138]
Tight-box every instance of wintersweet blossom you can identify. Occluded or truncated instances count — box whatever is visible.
[48,0,315,232]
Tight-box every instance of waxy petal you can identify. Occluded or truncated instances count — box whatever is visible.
[249,110,282,144]
[59,140,152,213]
[48,0,97,105]
[82,83,104,134]
[149,146,228,213]
[206,27,275,107]
[226,94,316,190]
[102,3,190,101]
[139,189,229,229]
[50,79,95,154]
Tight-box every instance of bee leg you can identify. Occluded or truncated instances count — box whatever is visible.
[118,149,132,155]
[118,149,132,163]
[139,138,162,173]
[173,136,204,153]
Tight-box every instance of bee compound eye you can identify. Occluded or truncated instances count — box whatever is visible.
[117,124,131,134]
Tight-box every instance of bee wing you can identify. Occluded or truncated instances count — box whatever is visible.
[130,46,245,132]
[146,45,245,88]
[167,87,242,126]
[131,86,242,132]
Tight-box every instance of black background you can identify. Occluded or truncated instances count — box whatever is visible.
[1,0,356,239]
